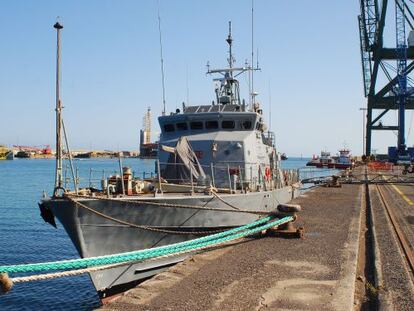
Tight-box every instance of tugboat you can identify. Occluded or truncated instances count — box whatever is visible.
[307,149,353,169]
[332,148,354,169]
[39,22,301,297]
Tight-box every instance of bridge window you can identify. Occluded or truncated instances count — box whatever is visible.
[206,121,219,129]
[242,120,252,130]
[222,120,235,129]
[176,122,188,131]
[164,124,175,132]
[190,121,204,130]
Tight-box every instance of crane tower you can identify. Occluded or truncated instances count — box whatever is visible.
[358,0,414,160]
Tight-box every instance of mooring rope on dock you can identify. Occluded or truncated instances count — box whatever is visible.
[0,215,293,293]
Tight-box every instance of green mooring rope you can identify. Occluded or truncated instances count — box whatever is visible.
[0,216,292,274]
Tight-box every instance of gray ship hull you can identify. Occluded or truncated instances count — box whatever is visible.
[43,185,299,296]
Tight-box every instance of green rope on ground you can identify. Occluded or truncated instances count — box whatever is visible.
[0,216,292,274]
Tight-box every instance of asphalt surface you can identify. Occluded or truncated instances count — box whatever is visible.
[369,184,414,310]
[101,184,363,311]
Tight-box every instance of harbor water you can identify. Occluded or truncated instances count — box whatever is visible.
[0,157,327,310]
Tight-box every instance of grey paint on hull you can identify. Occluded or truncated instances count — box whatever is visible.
[44,186,298,292]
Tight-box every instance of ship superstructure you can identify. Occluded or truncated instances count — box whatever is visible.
[158,22,279,191]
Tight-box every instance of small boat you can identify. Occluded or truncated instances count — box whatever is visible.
[15,150,32,158]
[0,145,13,160]
[333,148,354,169]
[74,152,92,159]
[281,153,288,161]
[307,149,354,169]
[6,151,14,160]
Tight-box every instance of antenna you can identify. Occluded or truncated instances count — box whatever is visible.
[251,0,254,107]
[268,80,272,130]
[226,21,234,74]
[186,65,189,105]
[157,0,166,116]
[53,20,63,196]
[246,59,251,107]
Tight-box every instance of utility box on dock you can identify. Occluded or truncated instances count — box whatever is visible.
[388,147,398,163]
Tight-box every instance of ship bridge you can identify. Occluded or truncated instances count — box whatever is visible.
[158,106,275,188]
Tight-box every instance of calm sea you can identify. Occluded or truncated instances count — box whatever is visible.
[0,157,326,310]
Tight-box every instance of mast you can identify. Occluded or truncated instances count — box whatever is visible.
[53,21,63,196]
[207,22,258,107]
[157,2,166,116]
[251,0,254,107]
[226,21,234,77]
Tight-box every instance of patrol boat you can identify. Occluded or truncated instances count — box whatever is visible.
[39,22,301,297]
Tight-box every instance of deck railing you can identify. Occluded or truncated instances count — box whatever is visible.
[62,160,300,194]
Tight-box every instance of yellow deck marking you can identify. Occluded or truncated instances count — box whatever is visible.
[391,184,414,206]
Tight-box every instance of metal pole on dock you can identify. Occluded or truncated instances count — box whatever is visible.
[118,153,125,196]
[64,164,68,189]
[239,165,244,192]
[76,166,79,189]
[359,107,367,156]
[53,21,63,196]
[227,164,232,192]
[190,165,194,194]
[210,163,216,188]
[157,159,163,194]
[89,168,92,188]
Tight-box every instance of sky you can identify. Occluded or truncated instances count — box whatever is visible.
[0,0,410,156]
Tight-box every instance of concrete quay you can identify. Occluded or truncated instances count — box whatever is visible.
[99,168,414,311]
[100,184,364,311]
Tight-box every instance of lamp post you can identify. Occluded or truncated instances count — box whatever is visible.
[359,108,367,156]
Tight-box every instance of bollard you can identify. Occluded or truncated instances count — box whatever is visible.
[266,204,304,239]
